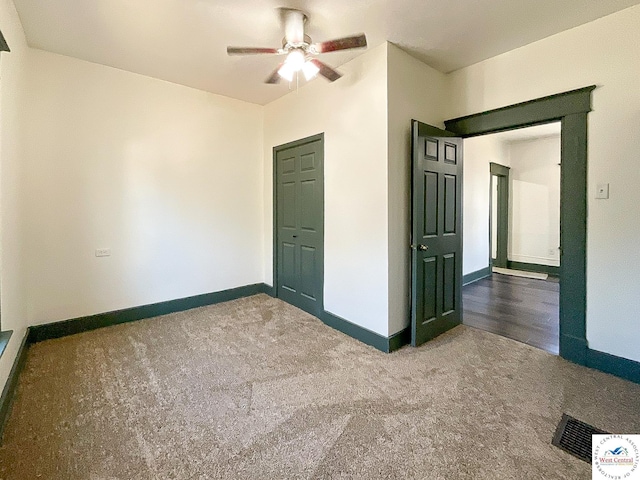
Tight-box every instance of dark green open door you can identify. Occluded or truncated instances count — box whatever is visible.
[411,120,463,347]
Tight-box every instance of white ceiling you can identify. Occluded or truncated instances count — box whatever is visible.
[489,122,561,144]
[13,0,640,105]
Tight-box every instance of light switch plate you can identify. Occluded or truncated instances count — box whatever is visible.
[596,183,609,199]
[95,248,111,257]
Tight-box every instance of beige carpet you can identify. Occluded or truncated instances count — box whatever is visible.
[0,294,638,479]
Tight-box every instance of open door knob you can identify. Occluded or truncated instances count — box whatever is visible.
[418,244,428,251]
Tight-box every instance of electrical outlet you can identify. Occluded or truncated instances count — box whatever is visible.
[95,248,111,257]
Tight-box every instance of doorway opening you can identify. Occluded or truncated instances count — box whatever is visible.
[444,86,594,365]
[463,123,561,353]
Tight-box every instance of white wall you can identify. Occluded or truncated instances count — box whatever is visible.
[263,43,389,335]
[20,49,264,325]
[462,135,509,275]
[0,0,29,393]
[508,135,560,266]
[387,43,449,335]
[448,4,640,362]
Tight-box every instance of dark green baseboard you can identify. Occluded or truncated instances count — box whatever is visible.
[0,330,30,442]
[26,277,409,354]
[507,261,559,276]
[28,283,271,343]
[261,284,276,297]
[560,333,588,365]
[321,311,386,352]
[463,267,492,286]
[586,348,640,384]
[561,333,639,384]
[388,327,411,352]
[320,311,410,353]
[263,285,410,353]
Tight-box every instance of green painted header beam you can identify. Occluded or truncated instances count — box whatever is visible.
[445,86,596,137]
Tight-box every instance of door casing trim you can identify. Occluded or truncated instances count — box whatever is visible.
[445,85,595,365]
[489,162,510,269]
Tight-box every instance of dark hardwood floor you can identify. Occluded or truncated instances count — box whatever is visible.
[462,273,559,354]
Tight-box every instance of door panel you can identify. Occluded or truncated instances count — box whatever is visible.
[425,139,438,159]
[300,153,316,171]
[444,143,457,164]
[275,136,324,317]
[444,174,457,234]
[281,242,297,292]
[281,182,297,229]
[300,179,318,232]
[281,156,296,174]
[423,172,438,237]
[411,121,463,347]
[421,256,438,323]
[300,245,317,300]
[442,253,456,314]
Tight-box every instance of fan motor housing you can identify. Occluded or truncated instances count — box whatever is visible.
[282,34,312,50]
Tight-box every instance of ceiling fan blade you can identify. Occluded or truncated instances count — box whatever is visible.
[314,34,367,53]
[227,47,280,56]
[265,64,284,84]
[309,59,342,82]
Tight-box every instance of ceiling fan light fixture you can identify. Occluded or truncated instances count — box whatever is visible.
[285,49,305,70]
[302,60,319,80]
[226,8,367,84]
[278,49,306,81]
[277,62,295,82]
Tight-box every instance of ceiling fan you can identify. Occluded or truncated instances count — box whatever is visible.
[227,8,367,84]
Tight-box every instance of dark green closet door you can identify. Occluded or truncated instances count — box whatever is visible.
[275,135,324,317]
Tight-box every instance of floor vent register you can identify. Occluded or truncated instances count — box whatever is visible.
[552,413,607,463]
